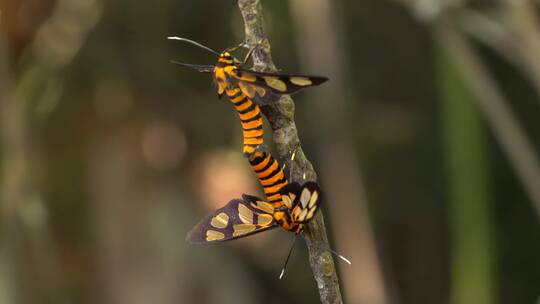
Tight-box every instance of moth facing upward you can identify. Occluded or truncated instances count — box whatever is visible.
[169,37,328,156]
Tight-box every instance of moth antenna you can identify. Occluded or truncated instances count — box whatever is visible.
[328,248,352,265]
[167,36,220,56]
[279,236,298,280]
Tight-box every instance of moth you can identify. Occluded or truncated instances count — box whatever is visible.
[186,149,349,277]
[169,36,328,156]
[187,150,321,243]
[187,181,320,243]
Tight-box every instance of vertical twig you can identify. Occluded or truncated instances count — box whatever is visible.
[237,1,344,303]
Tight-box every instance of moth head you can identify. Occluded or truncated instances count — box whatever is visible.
[217,52,235,65]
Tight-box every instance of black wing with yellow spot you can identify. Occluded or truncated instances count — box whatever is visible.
[186,195,278,244]
[233,68,328,105]
[280,181,321,224]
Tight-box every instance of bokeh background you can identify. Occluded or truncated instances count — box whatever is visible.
[1,0,540,303]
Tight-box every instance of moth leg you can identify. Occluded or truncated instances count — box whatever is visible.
[282,142,301,179]
[242,46,256,65]
[242,38,266,65]
[242,143,268,158]
[252,143,268,156]
[227,41,247,54]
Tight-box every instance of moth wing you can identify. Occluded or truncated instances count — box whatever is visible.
[233,68,328,104]
[237,81,282,105]
[281,181,322,224]
[170,61,214,73]
[186,196,277,244]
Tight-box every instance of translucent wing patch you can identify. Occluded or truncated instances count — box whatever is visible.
[186,195,277,244]
[233,68,328,105]
[237,81,281,105]
[280,181,321,224]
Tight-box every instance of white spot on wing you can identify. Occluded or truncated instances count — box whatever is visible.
[282,195,292,208]
[210,212,229,229]
[265,77,287,92]
[232,224,256,236]
[298,208,308,221]
[308,191,319,208]
[306,207,317,220]
[206,230,225,241]
[300,188,310,208]
[290,77,313,86]
[238,203,253,224]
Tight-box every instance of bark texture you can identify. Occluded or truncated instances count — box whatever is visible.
[237,1,343,303]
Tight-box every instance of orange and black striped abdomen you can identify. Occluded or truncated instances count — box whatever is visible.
[248,151,288,207]
[225,88,264,155]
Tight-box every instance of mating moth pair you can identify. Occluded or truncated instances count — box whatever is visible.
[171,37,347,275]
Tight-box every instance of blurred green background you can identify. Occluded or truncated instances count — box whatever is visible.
[1,0,540,303]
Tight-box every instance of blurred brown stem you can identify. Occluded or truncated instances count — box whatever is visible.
[0,1,100,302]
[237,0,343,303]
[0,31,23,304]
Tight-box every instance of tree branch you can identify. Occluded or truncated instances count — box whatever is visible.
[237,1,343,303]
